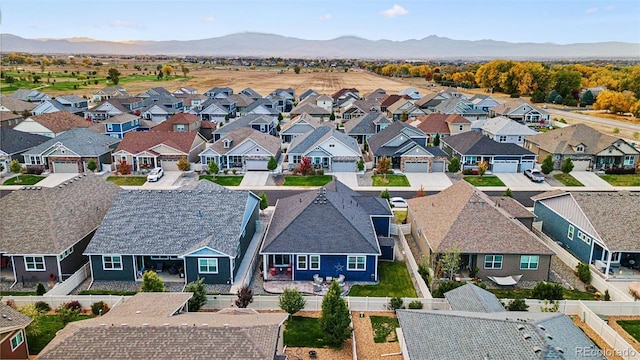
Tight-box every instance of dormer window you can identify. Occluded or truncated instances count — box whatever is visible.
[176,124,185,131]
[576,145,584,152]
[223,139,231,149]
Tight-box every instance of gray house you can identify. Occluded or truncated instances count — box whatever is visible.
[84,181,261,285]
[344,113,392,148]
[480,116,538,146]
[0,174,121,285]
[213,114,278,141]
[280,113,331,145]
[287,126,361,172]
[0,127,49,174]
[199,127,281,172]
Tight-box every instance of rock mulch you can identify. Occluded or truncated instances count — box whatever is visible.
[573,316,625,360]
[86,281,184,293]
[352,311,402,360]
[550,256,587,292]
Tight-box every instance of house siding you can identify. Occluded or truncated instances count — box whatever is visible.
[90,255,135,281]
[293,255,377,282]
[534,202,592,263]
[372,217,391,237]
[184,256,231,284]
[1,330,29,360]
[238,204,259,265]
[59,230,94,277]
[12,255,59,283]
[476,253,551,281]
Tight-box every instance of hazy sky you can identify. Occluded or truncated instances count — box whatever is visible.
[2,0,639,44]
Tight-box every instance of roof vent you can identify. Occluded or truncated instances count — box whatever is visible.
[546,333,553,340]
[143,323,149,326]
[522,333,532,340]
[121,323,128,327]
[202,323,208,327]
[135,311,141,314]
[537,325,545,331]
[533,346,542,354]
[516,324,525,331]
[555,347,564,354]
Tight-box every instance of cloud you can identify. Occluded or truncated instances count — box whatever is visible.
[585,7,597,14]
[380,4,408,18]
[318,13,332,21]
[201,15,215,23]
[109,20,143,29]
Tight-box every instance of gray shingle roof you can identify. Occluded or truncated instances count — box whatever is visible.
[261,183,382,255]
[344,113,392,135]
[366,120,426,155]
[208,127,281,156]
[213,114,276,136]
[481,116,539,136]
[444,284,505,313]
[442,131,535,156]
[0,127,49,155]
[23,128,120,157]
[525,123,638,156]
[288,126,359,155]
[85,181,257,256]
[0,174,121,254]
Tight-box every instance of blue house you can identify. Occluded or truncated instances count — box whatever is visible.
[260,180,393,283]
[533,190,640,277]
[101,114,142,139]
[84,181,261,285]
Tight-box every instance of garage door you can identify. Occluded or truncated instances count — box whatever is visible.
[432,161,445,173]
[245,160,268,171]
[404,162,429,173]
[519,161,535,172]
[572,160,591,171]
[492,160,519,173]
[52,161,79,173]
[331,161,356,172]
[161,160,179,171]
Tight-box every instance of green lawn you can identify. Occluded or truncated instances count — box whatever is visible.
[283,316,327,348]
[0,291,37,296]
[553,173,584,186]
[283,175,333,186]
[199,175,244,186]
[463,176,505,186]
[106,176,148,186]
[2,175,45,185]
[599,174,640,186]
[617,320,640,342]
[488,288,595,300]
[28,314,93,355]
[370,316,400,343]
[372,174,410,187]
[348,261,417,298]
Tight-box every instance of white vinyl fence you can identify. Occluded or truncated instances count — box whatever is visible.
[391,224,431,298]
[45,263,91,296]
[2,295,127,309]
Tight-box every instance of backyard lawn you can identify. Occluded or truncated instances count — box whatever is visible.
[599,174,640,186]
[2,175,45,185]
[553,173,584,186]
[372,175,410,187]
[463,176,505,186]
[283,175,333,186]
[488,288,595,300]
[199,175,244,186]
[28,314,93,355]
[106,176,147,186]
[370,316,400,343]
[283,316,327,348]
[348,261,417,298]
[617,320,640,342]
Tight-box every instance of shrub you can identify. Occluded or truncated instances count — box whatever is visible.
[448,157,461,173]
[25,165,45,175]
[140,270,165,292]
[279,287,306,317]
[91,301,109,315]
[408,300,423,309]
[235,285,253,308]
[388,297,404,311]
[505,298,529,311]
[56,304,79,325]
[223,169,228,175]
[64,300,82,312]
[432,281,465,298]
[462,169,473,175]
[86,159,97,172]
[184,278,207,312]
[541,155,554,174]
[604,290,611,301]
[357,159,365,172]
[576,262,591,284]
[532,282,563,300]
[36,282,47,296]
[34,301,51,313]
[232,169,237,175]
[561,157,574,174]
[605,167,636,174]
[316,169,324,176]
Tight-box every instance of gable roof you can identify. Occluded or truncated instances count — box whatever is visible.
[242,99,279,115]
[280,113,327,133]
[344,113,392,135]
[413,114,471,134]
[367,120,427,155]
[331,88,359,99]
[261,181,384,255]
[442,131,535,156]
[0,174,121,255]
[228,93,255,108]
[290,103,331,116]
[288,126,360,155]
[27,110,89,134]
[212,114,276,137]
[444,284,505,313]
[115,131,200,154]
[492,98,547,116]
[0,302,33,332]
[239,87,263,100]
[23,128,121,157]
[525,123,638,155]
[150,113,200,132]
[208,127,281,156]
[0,127,49,155]
[0,96,38,112]
[407,181,552,254]
[101,113,140,124]
[481,116,539,136]
[414,92,445,107]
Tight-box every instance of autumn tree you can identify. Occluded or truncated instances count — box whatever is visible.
[297,156,313,176]
[117,161,131,175]
[177,156,191,171]
[9,159,23,174]
[181,65,189,77]
[477,161,489,178]
[235,285,253,308]
[376,156,391,175]
[162,65,174,77]
[414,185,426,198]
[594,90,637,114]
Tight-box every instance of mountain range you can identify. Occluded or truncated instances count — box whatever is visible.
[2,33,638,59]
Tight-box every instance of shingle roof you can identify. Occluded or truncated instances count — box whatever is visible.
[344,113,392,135]
[23,128,120,157]
[413,114,469,135]
[490,196,535,219]
[115,131,198,154]
[85,181,257,256]
[379,94,410,108]
[212,114,276,136]
[280,113,325,133]
[0,302,33,331]
[367,121,427,155]
[261,183,382,255]
[0,96,37,112]
[242,99,279,115]
[525,123,638,156]
[442,131,535,156]
[208,127,281,156]
[229,93,255,108]
[444,284,505,313]
[150,113,200,132]
[28,110,89,134]
[414,92,445,107]
[481,116,539,136]
[288,126,359,155]
[0,174,121,254]
[101,113,140,124]
[0,127,49,155]
[240,87,263,100]
[492,98,547,116]
[407,181,552,254]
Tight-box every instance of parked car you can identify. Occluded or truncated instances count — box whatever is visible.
[389,197,408,208]
[147,167,164,182]
[524,168,545,182]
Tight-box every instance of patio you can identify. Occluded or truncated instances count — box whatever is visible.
[263,279,350,296]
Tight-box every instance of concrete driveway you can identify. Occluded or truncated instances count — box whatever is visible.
[37,173,80,188]
[239,171,270,186]
[141,171,182,189]
[331,172,358,188]
[495,173,553,191]
[404,173,452,189]
[569,171,614,189]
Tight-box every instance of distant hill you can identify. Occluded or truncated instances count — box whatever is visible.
[2,33,639,59]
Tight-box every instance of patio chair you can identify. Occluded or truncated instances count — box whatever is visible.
[313,274,323,284]
[338,274,345,284]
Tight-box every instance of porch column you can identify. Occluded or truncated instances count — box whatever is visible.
[263,255,268,281]
[605,250,613,280]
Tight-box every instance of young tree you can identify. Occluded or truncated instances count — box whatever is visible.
[380,188,390,202]
[9,159,22,174]
[561,156,574,173]
[438,246,461,280]
[19,304,43,337]
[357,158,365,172]
[279,287,306,318]
[477,161,489,178]
[107,68,121,85]
[140,270,166,292]
[181,65,189,77]
[414,185,426,198]
[502,188,513,197]
[433,133,440,147]
[376,156,391,175]
[330,112,336,121]
[277,112,284,121]
[86,159,98,172]
[541,155,555,174]
[320,280,351,348]
[448,157,461,173]
[297,156,313,176]
[235,285,253,308]
[267,156,278,172]
[177,156,191,171]
[56,304,79,326]
[208,161,219,177]
[36,282,47,296]
[184,278,207,312]
[259,192,269,212]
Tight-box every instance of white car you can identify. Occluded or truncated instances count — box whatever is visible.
[147,167,164,182]
[389,197,408,208]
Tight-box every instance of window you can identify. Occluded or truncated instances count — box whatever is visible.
[567,225,574,240]
[198,258,218,274]
[520,255,539,270]
[24,256,45,271]
[347,256,366,271]
[576,145,584,152]
[517,136,523,143]
[459,125,464,131]
[59,246,74,261]
[577,231,591,245]
[484,255,503,269]
[624,156,635,166]
[102,255,122,271]
[297,255,307,270]
[309,255,320,270]
[176,124,185,131]
[292,155,301,164]
[10,331,24,351]
[465,156,478,165]
[29,156,41,165]
[106,124,113,131]
[499,135,507,142]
